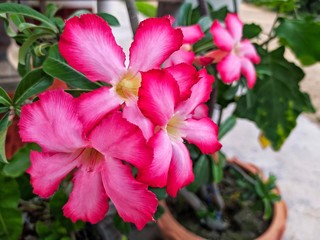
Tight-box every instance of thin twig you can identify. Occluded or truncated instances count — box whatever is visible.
[197,0,209,16]
[125,0,139,35]
[180,188,207,212]
[227,163,256,185]
[232,0,238,13]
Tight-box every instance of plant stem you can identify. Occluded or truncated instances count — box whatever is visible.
[232,0,238,13]
[180,188,207,212]
[125,0,139,35]
[208,80,218,119]
[227,163,256,185]
[198,0,209,16]
[212,182,225,211]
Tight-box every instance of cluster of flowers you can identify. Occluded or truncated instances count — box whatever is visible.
[18,13,259,229]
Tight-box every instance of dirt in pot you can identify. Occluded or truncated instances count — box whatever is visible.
[166,165,272,240]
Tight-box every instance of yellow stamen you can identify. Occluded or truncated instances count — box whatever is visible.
[116,72,141,100]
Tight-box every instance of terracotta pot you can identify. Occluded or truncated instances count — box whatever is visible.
[157,157,287,240]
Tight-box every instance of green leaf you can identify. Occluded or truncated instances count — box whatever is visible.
[154,205,165,220]
[19,33,51,65]
[212,153,225,183]
[243,23,262,39]
[262,198,273,220]
[0,87,12,107]
[0,173,23,240]
[13,68,53,106]
[0,113,10,164]
[149,187,167,200]
[235,47,315,150]
[218,115,236,140]
[176,2,193,26]
[97,13,120,26]
[3,143,40,178]
[210,6,229,21]
[45,3,59,18]
[187,155,209,192]
[136,2,157,17]
[43,44,100,90]
[275,17,320,65]
[113,213,131,235]
[193,32,213,54]
[198,16,213,32]
[0,3,58,33]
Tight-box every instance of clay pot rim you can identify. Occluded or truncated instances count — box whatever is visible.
[157,157,287,240]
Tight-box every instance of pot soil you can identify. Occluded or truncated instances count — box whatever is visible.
[157,158,287,240]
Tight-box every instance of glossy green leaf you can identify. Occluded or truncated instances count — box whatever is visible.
[3,143,40,178]
[198,16,212,32]
[276,17,320,65]
[0,113,10,164]
[43,44,100,90]
[13,68,53,106]
[243,23,262,39]
[0,173,23,240]
[187,155,209,192]
[218,115,236,140]
[97,13,120,26]
[0,3,58,33]
[136,2,157,17]
[176,2,193,26]
[0,87,13,107]
[235,47,315,150]
[19,33,51,65]
[45,3,59,18]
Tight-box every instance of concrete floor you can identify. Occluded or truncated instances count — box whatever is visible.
[2,2,319,239]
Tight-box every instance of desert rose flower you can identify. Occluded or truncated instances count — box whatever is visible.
[136,68,222,196]
[199,14,260,88]
[163,24,204,67]
[19,90,157,230]
[59,14,183,137]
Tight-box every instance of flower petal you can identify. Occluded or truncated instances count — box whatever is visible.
[90,112,152,169]
[240,39,261,64]
[77,87,122,133]
[123,103,154,141]
[225,13,243,42]
[129,16,183,72]
[27,151,78,198]
[210,20,234,52]
[217,54,241,84]
[137,129,172,188]
[63,168,109,224]
[176,69,214,116]
[241,58,257,89]
[183,118,222,154]
[166,63,199,101]
[179,24,205,44]
[166,141,194,197]
[192,104,209,119]
[19,90,86,153]
[59,14,126,83]
[163,49,195,67]
[138,69,180,126]
[101,157,158,230]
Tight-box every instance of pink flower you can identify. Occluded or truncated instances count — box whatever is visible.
[19,90,157,230]
[163,24,204,67]
[207,14,260,88]
[59,14,183,134]
[136,67,222,197]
